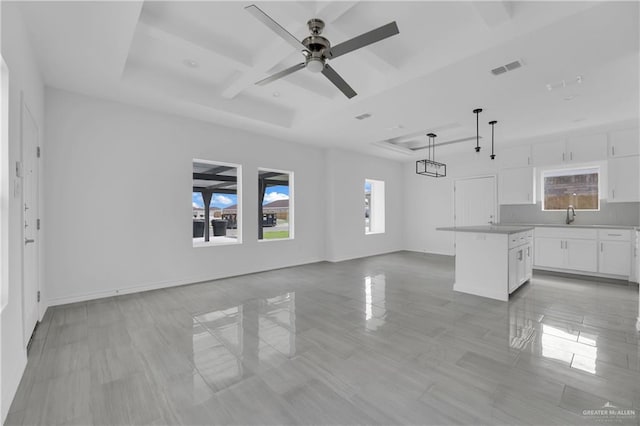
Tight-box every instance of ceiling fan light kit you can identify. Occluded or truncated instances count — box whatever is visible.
[245,4,399,99]
[416,133,447,178]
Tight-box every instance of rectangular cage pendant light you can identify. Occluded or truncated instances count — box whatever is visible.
[416,133,446,177]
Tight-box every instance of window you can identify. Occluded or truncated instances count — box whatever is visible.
[192,160,241,246]
[542,166,599,211]
[258,169,292,240]
[365,179,385,234]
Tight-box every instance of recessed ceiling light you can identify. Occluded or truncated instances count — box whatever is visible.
[183,59,199,68]
[564,95,577,101]
[272,91,280,98]
[386,124,404,131]
[573,118,586,122]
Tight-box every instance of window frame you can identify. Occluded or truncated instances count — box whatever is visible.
[541,165,601,212]
[257,167,294,242]
[365,178,385,235]
[192,159,242,247]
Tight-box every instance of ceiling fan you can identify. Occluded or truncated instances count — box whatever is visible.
[245,4,400,99]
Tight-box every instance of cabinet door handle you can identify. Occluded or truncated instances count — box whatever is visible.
[562,152,565,162]
[612,146,615,156]
[560,240,563,249]
[527,156,530,165]
[570,152,573,161]
[607,233,622,237]
[612,189,615,199]
[600,242,604,252]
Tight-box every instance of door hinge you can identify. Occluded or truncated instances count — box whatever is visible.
[37,146,41,158]
[37,218,41,230]
[37,291,40,303]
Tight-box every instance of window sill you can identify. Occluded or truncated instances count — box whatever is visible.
[258,237,294,243]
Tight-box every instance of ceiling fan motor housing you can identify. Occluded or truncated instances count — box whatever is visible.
[302,22,330,72]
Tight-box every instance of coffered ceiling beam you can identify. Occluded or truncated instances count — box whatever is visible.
[472,1,512,28]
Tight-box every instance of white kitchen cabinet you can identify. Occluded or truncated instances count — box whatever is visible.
[534,237,565,269]
[566,133,607,163]
[609,128,639,158]
[599,241,631,276]
[534,228,598,273]
[532,141,566,166]
[499,167,535,205]
[532,134,607,166]
[499,145,532,168]
[608,156,640,202]
[565,239,598,273]
[598,229,632,276]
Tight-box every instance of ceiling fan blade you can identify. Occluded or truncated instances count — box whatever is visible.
[326,21,399,60]
[245,5,308,53]
[256,62,306,86]
[321,64,357,98]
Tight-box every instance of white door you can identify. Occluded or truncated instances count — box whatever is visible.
[22,101,40,347]
[454,176,497,226]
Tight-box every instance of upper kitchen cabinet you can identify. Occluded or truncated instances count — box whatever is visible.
[608,155,640,202]
[499,167,535,205]
[532,134,607,166]
[609,128,640,158]
[565,133,607,163]
[531,140,566,166]
[499,145,532,169]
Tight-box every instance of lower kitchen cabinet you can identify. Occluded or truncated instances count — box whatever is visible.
[534,237,597,273]
[534,227,633,279]
[565,239,598,273]
[598,229,632,276]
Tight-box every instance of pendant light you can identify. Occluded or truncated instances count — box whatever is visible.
[416,133,446,177]
[489,120,497,160]
[473,108,482,152]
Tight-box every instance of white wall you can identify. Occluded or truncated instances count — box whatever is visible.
[1,2,45,421]
[404,151,498,256]
[325,148,404,262]
[44,88,331,304]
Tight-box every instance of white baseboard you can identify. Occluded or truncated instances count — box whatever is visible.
[46,258,323,307]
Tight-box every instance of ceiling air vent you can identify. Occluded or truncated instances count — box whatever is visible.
[491,66,507,76]
[355,113,372,120]
[491,59,523,76]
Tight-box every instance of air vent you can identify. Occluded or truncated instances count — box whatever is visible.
[504,61,521,71]
[491,59,523,76]
[355,113,372,120]
[491,66,507,76]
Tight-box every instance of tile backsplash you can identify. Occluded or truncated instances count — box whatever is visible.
[500,201,640,226]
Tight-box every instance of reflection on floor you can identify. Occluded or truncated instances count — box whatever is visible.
[6,252,640,425]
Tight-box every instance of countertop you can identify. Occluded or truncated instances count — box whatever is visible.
[436,225,534,235]
[497,223,638,230]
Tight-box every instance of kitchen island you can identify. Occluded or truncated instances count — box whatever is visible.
[437,225,534,301]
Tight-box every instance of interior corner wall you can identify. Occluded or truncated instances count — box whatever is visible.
[43,88,326,305]
[1,2,45,422]
[324,148,404,262]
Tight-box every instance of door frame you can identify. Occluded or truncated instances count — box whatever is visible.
[453,174,499,227]
[21,94,41,348]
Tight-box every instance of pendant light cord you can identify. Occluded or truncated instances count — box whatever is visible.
[473,108,482,152]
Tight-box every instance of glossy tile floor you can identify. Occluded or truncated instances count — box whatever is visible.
[6,252,640,425]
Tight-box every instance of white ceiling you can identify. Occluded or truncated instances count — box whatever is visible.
[17,1,640,160]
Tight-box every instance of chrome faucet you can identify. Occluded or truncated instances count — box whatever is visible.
[566,205,576,224]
